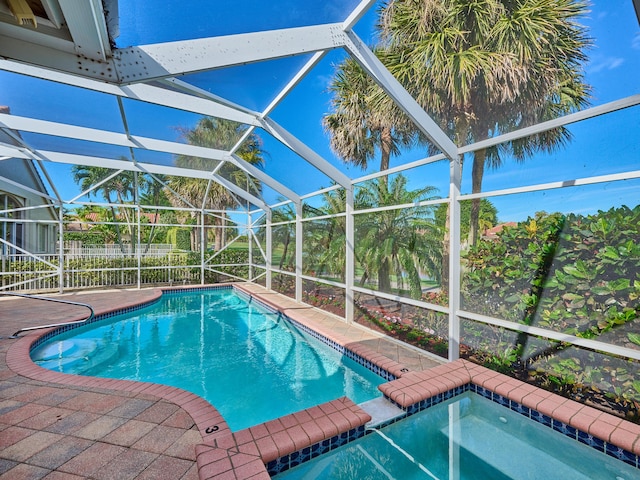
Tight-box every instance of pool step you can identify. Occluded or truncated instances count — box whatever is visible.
[33,339,119,374]
[440,415,592,480]
[359,397,405,428]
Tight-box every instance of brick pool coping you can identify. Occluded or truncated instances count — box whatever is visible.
[382,360,640,461]
[6,283,640,478]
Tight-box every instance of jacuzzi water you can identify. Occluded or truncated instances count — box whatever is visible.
[30,289,384,431]
[274,391,638,479]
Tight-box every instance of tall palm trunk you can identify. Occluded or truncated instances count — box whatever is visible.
[378,259,392,292]
[469,148,487,246]
[108,207,126,255]
[214,215,225,251]
[376,126,394,292]
[279,232,291,270]
[202,214,209,252]
[379,126,393,192]
[221,215,227,248]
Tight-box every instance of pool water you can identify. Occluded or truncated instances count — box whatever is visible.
[275,391,638,479]
[31,289,384,431]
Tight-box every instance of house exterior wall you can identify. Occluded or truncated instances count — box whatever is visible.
[0,159,59,256]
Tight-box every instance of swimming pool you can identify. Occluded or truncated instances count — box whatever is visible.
[30,288,384,431]
[274,391,639,479]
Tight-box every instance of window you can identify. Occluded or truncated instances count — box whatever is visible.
[0,193,25,256]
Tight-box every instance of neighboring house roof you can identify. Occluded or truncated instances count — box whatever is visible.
[483,222,518,240]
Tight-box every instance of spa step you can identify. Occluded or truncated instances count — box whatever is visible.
[359,397,405,428]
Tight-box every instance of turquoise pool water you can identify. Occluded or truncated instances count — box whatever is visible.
[31,289,384,431]
[275,391,638,479]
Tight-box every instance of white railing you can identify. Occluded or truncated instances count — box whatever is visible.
[63,243,175,258]
[0,249,197,292]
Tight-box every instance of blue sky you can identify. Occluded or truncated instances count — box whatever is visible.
[1,1,638,223]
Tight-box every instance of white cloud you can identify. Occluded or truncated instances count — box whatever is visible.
[632,33,640,50]
[587,56,625,74]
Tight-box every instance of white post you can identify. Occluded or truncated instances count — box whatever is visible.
[448,402,461,480]
[135,172,142,289]
[345,186,355,323]
[266,209,272,290]
[58,201,64,293]
[247,210,253,282]
[136,205,141,289]
[295,201,303,302]
[200,211,205,285]
[448,155,462,361]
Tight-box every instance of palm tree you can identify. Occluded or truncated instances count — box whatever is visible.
[379,0,591,245]
[168,117,265,251]
[302,187,349,281]
[71,165,136,254]
[138,173,171,253]
[323,54,425,183]
[355,174,441,299]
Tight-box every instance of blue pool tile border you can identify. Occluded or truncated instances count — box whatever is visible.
[233,286,397,382]
[282,315,396,382]
[474,383,640,468]
[266,426,367,476]
[273,384,639,476]
[161,284,231,295]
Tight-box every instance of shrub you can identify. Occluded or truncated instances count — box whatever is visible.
[461,206,640,419]
[462,206,640,346]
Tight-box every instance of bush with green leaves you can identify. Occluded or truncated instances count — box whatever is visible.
[463,206,640,344]
[63,231,110,245]
[191,249,249,283]
[461,205,640,418]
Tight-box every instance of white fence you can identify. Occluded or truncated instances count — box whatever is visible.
[64,243,175,258]
[0,248,197,292]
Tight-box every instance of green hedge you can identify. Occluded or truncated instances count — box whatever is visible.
[461,206,640,418]
[63,231,109,244]
[191,249,249,283]
[462,206,640,344]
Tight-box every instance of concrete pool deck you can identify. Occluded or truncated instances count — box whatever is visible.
[1,283,639,479]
